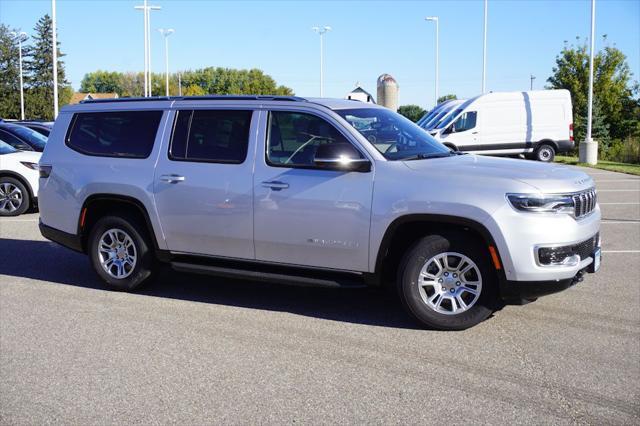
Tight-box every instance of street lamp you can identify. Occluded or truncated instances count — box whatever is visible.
[9,31,28,120]
[135,0,161,97]
[311,26,331,97]
[158,29,174,97]
[52,0,58,118]
[580,0,598,165]
[425,16,439,107]
[482,0,488,93]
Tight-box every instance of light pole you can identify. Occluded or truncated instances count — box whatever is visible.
[51,0,58,118]
[482,0,488,93]
[311,26,331,97]
[135,1,161,97]
[10,31,27,121]
[158,29,174,97]
[530,74,536,90]
[580,0,598,164]
[425,16,439,107]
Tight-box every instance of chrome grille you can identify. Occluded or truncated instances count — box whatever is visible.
[572,188,597,219]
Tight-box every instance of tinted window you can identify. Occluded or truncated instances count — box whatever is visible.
[452,111,477,132]
[267,111,360,167]
[0,140,17,155]
[170,110,252,163]
[67,111,162,158]
[337,108,450,161]
[8,125,48,150]
[0,129,32,151]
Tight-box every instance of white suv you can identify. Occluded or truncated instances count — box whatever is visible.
[38,96,601,330]
[0,140,40,216]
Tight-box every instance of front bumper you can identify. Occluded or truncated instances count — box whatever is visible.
[500,265,594,304]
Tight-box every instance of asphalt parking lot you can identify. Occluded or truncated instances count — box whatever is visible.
[1,166,639,424]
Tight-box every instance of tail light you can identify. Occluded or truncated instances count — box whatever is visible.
[39,164,52,178]
[569,123,574,142]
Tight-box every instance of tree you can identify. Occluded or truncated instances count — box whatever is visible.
[437,94,457,104]
[23,14,72,120]
[398,104,426,122]
[0,24,22,119]
[576,97,610,147]
[547,36,637,141]
[80,70,122,94]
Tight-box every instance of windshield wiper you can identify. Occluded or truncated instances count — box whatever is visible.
[400,152,453,161]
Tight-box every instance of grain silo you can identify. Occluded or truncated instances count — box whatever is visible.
[376,74,399,111]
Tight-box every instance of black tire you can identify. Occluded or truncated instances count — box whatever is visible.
[0,177,30,217]
[397,234,497,330]
[535,143,556,162]
[88,214,156,291]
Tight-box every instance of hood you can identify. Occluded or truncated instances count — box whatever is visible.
[403,154,594,193]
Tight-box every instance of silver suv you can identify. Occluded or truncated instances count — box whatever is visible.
[38,96,601,330]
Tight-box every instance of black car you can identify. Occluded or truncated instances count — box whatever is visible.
[0,123,48,152]
[14,121,53,137]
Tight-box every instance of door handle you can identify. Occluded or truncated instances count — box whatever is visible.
[472,131,479,134]
[261,180,289,190]
[160,174,186,184]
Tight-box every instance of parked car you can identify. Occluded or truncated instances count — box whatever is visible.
[0,122,48,152]
[0,140,40,216]
[419,99,466,131]
[14,121,54,137]
[430,90,574,162]
[38,96,601,330]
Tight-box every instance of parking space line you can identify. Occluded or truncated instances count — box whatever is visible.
[0,219,39,222]
[595,179,640,182]
[601,220,640,224]
[597,189,640,192]
[602,250,640,253]
[599,202,640,205]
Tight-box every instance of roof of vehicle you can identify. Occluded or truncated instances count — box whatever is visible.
[62,95,386,112]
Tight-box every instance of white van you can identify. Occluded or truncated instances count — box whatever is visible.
[431,90,574,162]
[416,99,458,127]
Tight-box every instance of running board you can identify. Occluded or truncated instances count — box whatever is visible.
[170,261,367,288]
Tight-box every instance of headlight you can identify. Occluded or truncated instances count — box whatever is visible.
[507,193,574,215]
[20,161,39,170]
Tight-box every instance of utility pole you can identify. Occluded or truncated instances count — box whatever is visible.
[530,74,536,90]
[311,26,331,97]
[51,0,58,118]
[135,1,161,97]
[10,32,27,121]
[580,0,598,165]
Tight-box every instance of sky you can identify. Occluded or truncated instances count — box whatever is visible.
[1,0,638,109]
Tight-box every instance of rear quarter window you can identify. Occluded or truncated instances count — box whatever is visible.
[66,110,163,158]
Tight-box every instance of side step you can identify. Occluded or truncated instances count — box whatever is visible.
[170,260,367,288]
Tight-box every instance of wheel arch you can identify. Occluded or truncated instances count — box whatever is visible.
[78,194,164,257]
[536,139,558,151]
[374,214,506,286]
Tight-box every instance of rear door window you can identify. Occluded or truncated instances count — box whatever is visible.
[170,110,252,163]
[66,110,163,158]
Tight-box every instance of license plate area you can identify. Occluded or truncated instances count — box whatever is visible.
[588,247,601,273]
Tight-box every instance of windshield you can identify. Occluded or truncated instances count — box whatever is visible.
[0,140,17,155]
[337,108,451,161]
[435,108,463,130]
[424,108,452,129]
[8,125,48,150]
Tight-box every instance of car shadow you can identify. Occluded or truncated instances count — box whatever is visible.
[0,238,420,330]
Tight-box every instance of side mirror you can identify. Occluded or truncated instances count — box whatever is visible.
[444,124,456,134]
[313,143,372,172]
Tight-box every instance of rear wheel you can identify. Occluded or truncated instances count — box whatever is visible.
[0,177,29,216]
[397,234,497,330]
[88,214,156,291]
[535,143,556,162]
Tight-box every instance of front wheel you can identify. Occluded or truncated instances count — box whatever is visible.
[397,234,497,330]
[0,177,30,216]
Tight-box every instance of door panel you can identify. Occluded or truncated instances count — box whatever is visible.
[153,109,258,258]
[253,110,373,271]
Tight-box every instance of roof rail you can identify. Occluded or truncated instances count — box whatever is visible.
[79,95,308,104]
